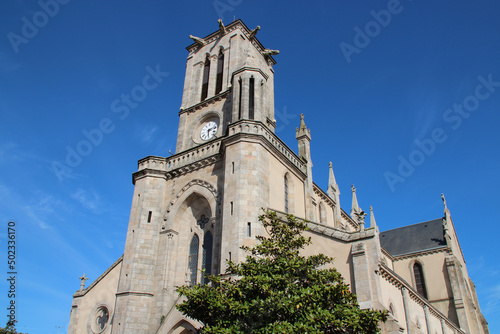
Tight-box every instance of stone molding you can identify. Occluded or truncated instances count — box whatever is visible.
[341,209,359,230]
[269,209,375,242]
[162,179,220,225]
[313,183,336,206]
[312,183,358,231]
[390,246,450,261]
[73,255,123,297]
[179,88,231,115]
[381,247,395,262]
[379,264,465,334]
[232,66,269,81]
[133,140,223,184]
[115,291,154,297]
[134,119,307,184]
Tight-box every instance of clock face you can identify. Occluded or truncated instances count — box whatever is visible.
[200,121,218,140]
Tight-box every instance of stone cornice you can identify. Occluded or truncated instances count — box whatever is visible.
[313,183,336,207]
[379,264,465,333]
[341,209,359,230]
[232,66,269,81]
[269,209,376,242]
[72,255,123,297]
[391,246,450,261]
[134,139,223,181]
[381,247,395,262]
[179,88,231,115]
[186,20,277,65]
[133,120,307,184]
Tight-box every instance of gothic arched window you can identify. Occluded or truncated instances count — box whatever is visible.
[238,77,242,120]
[201,56,210,101]
[215,51,224,94]
[249,77,255,119]
[188,234,199,285]
[413,262,428,298]
[284,175,289,213]
[202,231,213,285]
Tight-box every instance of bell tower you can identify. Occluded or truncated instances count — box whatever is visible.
[175,19,279,153]
[111,20,286,333]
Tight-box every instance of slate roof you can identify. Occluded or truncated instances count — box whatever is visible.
[380,218,447,256]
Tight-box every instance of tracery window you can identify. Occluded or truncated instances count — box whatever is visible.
[188,234,199,285]
[202,231,213,285]
[413,262,428,298]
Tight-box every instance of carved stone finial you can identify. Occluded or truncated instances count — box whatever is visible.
[296,114,311,140]
[218,19,226,35]
[370,205,377,229]
[189,35,206,47]
[441,193,448,210]
[79,273,89,291]
[249,26,260,39]
[262,49,279,56]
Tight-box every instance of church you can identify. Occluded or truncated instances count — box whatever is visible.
[67,20,489,334]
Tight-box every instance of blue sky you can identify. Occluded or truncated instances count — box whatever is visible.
[1,1,499,333]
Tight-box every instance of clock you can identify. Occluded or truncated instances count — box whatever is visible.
[200,121,218,140]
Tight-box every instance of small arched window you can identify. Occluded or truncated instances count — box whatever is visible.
[201,56,210,101]
[202,231,213,285]
[284,175,289,213]
[413,262,428,299]
[188,234,199,285]
[238,78,242,120]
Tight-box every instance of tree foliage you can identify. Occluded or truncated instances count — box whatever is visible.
[0,321,27,334]
[177,210,387,333]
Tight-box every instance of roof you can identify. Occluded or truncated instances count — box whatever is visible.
[380,218,447,256]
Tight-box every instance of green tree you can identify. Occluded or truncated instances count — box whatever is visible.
[0,321,27,334]
[177,210,387,333]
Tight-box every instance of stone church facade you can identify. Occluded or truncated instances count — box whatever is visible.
[67,20,489,334]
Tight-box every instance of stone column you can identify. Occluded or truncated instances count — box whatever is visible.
[231,75,242,122]
[351,242,373,309]
[208,54,218,98]
[240,75,250,119]
[192,61,204,105]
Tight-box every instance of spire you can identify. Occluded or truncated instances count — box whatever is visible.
[328,162,342,228]
[441,193,449,213]
[370,206,377,229]
[295,113,311,141]
[441,193,451,237]
[296,114,314,221]
[327,162,339,197]
[351,185,360,215]
[351,185,366,230]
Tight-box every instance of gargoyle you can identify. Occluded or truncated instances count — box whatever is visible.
[189,35,206,47]
[218,19,226,35]
[249,26,260,39]
[263,49,280,56]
